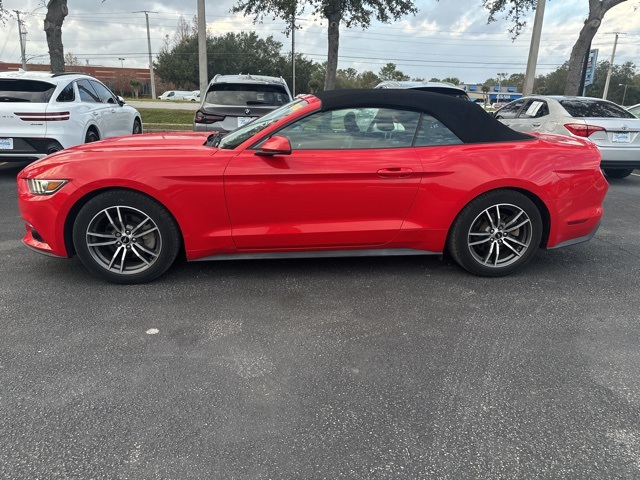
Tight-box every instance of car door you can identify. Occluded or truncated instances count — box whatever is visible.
[224,107,424,250]
[494,99,528,130]
[509,99,551,133]
[77,79,111,139]
[89,80,125,137]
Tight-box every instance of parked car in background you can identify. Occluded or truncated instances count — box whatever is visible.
[18,89,607,284]
[627,104,640,118]
[495,95,640,178]
[374,80,470,101]
[193,74,292,133]
[0,70,142,162]
[158,90,192,100]
[184,90,200,102]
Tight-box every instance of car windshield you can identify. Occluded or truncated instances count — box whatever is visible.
[560,99,635,119]
[0,79,56,103]
[218,99,309,150]
[205,84,289,106]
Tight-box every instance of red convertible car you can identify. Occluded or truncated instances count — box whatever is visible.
[17,89,608,284]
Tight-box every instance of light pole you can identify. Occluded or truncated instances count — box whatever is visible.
[619,83,628,106]
[118,58,125,68]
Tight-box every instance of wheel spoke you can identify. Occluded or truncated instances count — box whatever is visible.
[482,241,495,264]
[502,239,522,256]
[137,226,159,237]
[104,209,121,232]
[87,232,117,239]
[119,247,127,273]
[495,205,501,225]
[88,239,118,247]
[506,236,527,248]
[484,209,497,230]
[494,243,500,266]
[131,215,151,235]
[469,237,492,246]
[116,206,126,231]
[505,218,530,232]
[130,245,151,266]
[108,245,124,270]
[504,210,524,229]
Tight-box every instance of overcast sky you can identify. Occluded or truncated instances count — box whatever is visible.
[1,0,639,84]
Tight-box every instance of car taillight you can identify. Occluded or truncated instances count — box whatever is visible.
[15,112,70,121]
[194,110,224,124]
[564,123,605,137]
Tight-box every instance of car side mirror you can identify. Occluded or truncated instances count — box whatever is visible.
[256,136,292,156]
[117,96,125,106]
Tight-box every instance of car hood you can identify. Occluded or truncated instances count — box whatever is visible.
[20,131,224,177]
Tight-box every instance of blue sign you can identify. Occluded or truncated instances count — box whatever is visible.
[584,49,598,87]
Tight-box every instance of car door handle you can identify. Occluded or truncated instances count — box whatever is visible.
[531,123,541,127]
[92,111,99,116]
[377,167,413,178]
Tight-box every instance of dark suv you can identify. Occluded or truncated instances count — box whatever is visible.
[193,74,293,133]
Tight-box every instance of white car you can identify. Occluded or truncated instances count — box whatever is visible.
[0,70,142,163]
[184,90,200,102]
[158,90,192,100]
[495,95,640,178]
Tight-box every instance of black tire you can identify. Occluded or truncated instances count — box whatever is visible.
[133,118,143,134]
[72,190,181,284]
[603,168,634,179]
[85,130,100,143]
[447,190,543,277]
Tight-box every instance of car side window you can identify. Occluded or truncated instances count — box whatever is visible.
[56,82,75,102]
[495,99,526,120]
[518,100,549,119]
[274,107,420,150]
[414,114,462,146]
[77,79,100,103]
[90,80,117,104]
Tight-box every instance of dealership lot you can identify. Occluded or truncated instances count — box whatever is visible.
[1,162,640,478]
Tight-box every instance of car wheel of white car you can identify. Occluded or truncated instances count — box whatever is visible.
[448,190,542,277]
[85,130,100,143]
[603,168,634,179]
[72,190,181,284]
[133,119,142,134]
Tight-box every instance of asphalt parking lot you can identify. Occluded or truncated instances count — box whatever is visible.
[1,162,640,479]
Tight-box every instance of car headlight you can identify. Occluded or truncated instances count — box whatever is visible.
[27,178,68,195]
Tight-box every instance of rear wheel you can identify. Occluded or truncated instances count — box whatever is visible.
[448,190,542,277]
[603,168,634,179]
[72,190,181,284]
[85,130,100,143]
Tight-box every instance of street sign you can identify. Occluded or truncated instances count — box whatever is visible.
[584,49,598,86]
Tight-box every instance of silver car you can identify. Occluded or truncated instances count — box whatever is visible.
[496,96,640,178]
[193,74,292,133]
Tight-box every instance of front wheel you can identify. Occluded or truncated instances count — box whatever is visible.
[448,190,543,277]
[603,168,634,179]
[133,118,142,134]
[72,190,181,284]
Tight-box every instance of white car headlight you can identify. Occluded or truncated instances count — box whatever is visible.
[27,178,68,195]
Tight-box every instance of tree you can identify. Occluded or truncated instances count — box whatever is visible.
[44,0,68,73]
[378,62,409,82]
[482,0,628,95]
[64,52,80,67]
[232,0,417,90]
[441,77,461,85]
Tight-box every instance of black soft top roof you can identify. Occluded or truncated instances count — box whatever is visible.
[315,89,533,144]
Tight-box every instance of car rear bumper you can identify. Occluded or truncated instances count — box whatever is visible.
[598,146,640,168]
[0,137,64,162]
